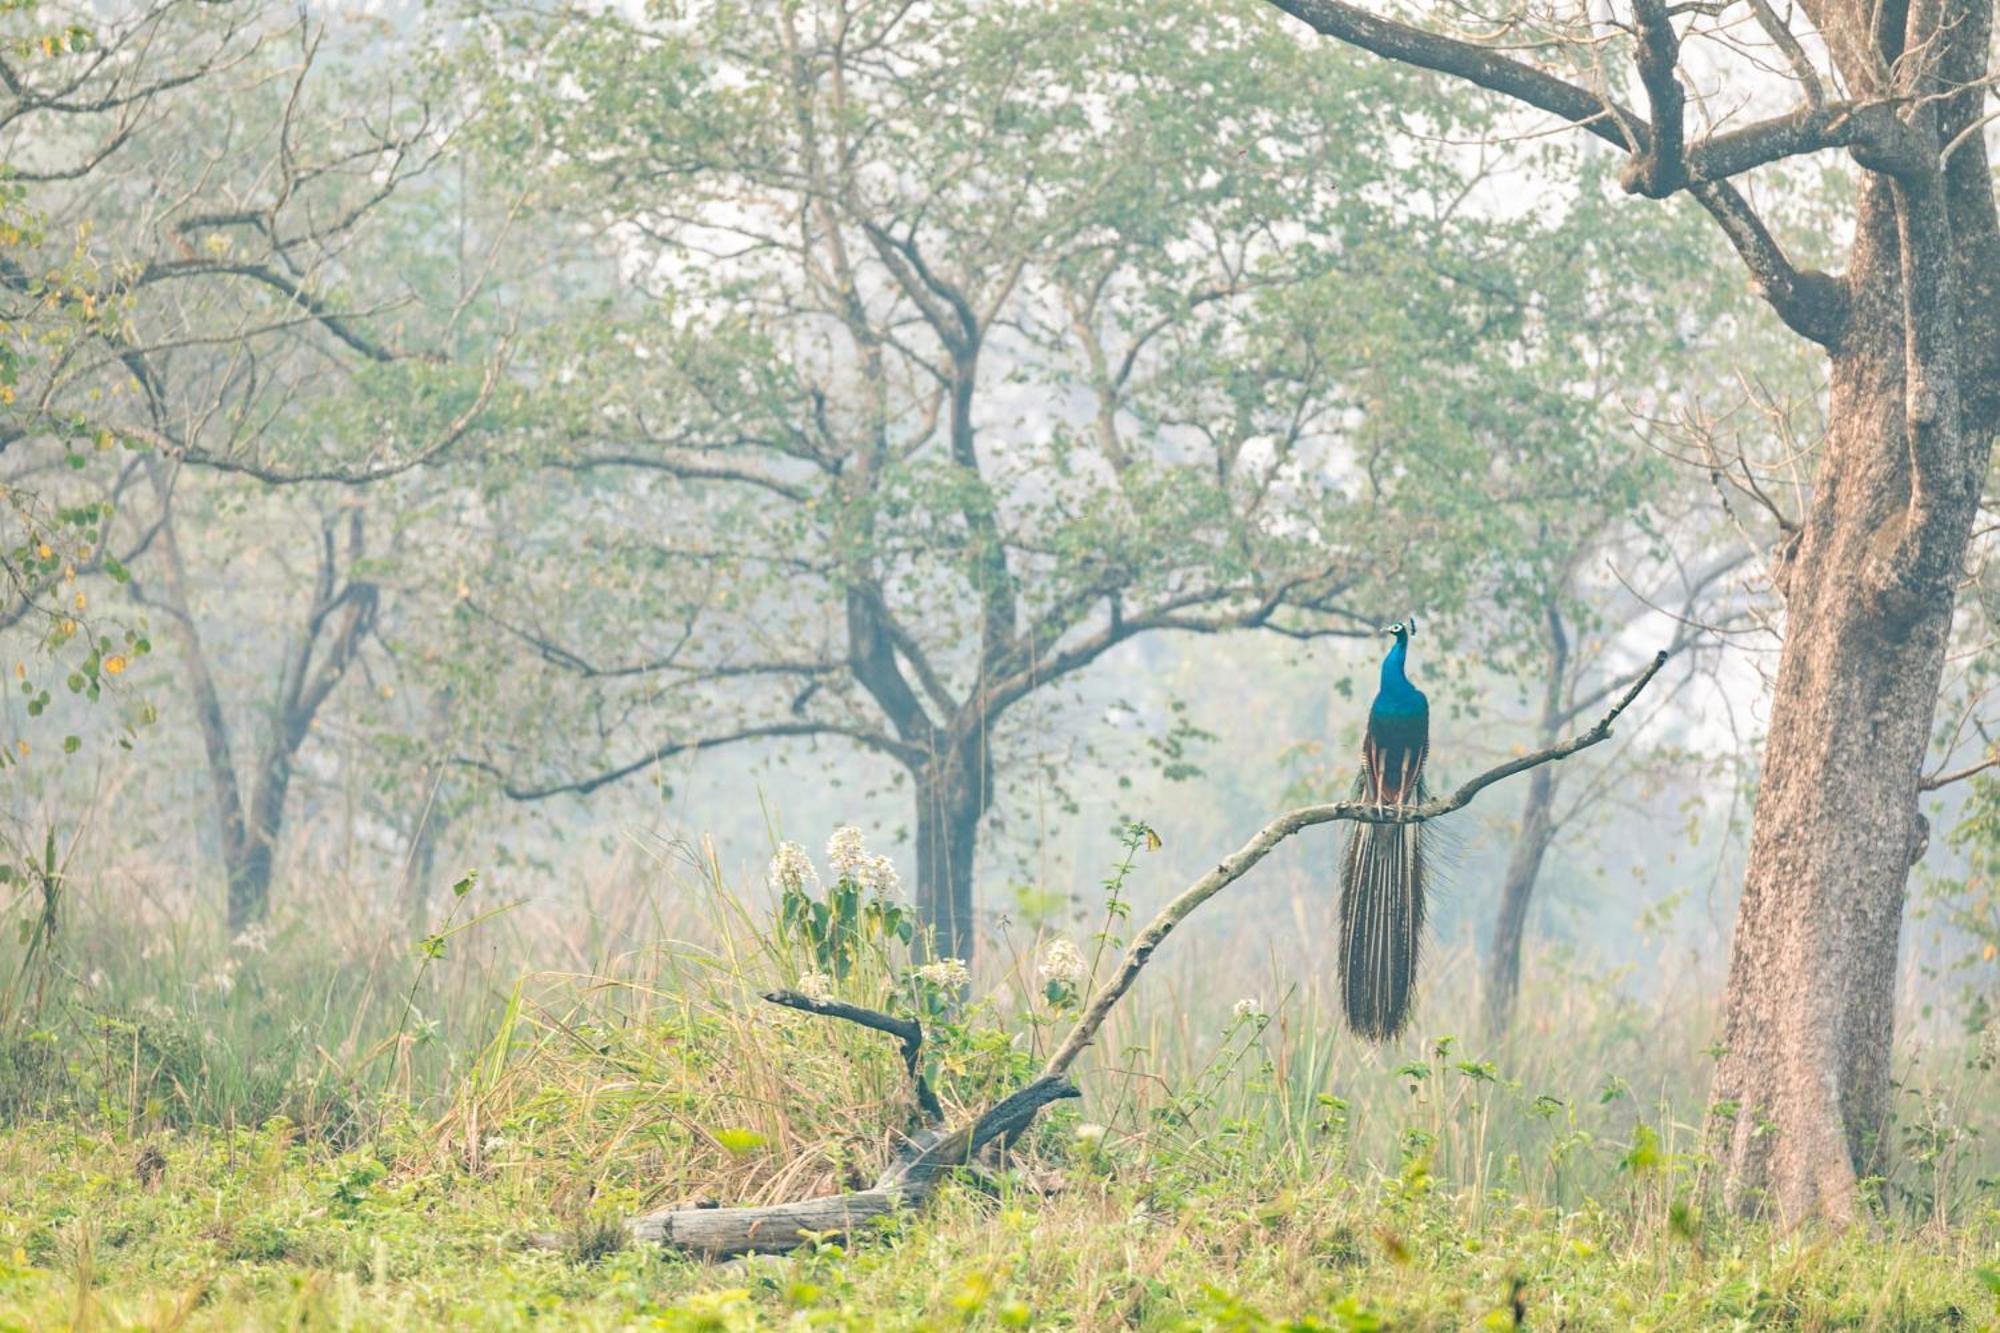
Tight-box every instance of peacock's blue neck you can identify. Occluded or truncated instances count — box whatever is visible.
[1373,636,1427,717]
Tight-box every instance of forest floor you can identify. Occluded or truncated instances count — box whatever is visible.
[1,1109,1996,1330]
[0,1113,1995,1330]
[2,842,1997,1329]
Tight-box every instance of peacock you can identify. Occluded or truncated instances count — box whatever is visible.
[1339,617,1430,1041]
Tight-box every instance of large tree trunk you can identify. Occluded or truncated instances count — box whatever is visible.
[1485,763,1557,1036]
[912,738,989,962]
[1261,0,2000,1231]
[1709,179,1991,1224]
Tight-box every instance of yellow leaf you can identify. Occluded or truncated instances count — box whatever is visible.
[1984,942,1996,962]
[103,655,126,676]
[1145,828,1162,852]
[711,1128,767,1157]
[73,591,86,611]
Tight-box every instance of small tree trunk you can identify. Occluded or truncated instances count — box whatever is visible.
[1485,764,1557,1037]
[1710,182,1991,1223]
[144,464,258,929]
[230,744,296,932]
[912,741,987,963]
[401,807,449,923]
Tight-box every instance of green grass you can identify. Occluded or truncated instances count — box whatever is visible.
[2,828,1998,1329]
[0,1116,1994,1329]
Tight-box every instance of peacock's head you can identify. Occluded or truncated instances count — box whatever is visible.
[1383,617,1418,642]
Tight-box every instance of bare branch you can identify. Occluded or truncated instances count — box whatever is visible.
[550,451,814,502]
[137,259,399,363]
[595,649,1672,1259]
[1039,648,1670,1076]
[763,990,941,1121]
[1265,0,1853,346]
[1919,750,2000,790]
[458,719,920,798]
[1744,0,1827,106]
[612,1076,1077,1256]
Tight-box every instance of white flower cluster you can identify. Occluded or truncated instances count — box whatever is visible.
[827,826,867,878]
[916,957,971,988]
[857,854,900,898]
[767,841,819,895]
[823,826,900,898]
[230,922,274,954]
[1037,938,1086,987]
[797,971,834,1002]
[1232,997,1263,1020]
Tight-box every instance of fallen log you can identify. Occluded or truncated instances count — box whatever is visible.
[624,1077,1079,1255]
[591,650,1669,1258]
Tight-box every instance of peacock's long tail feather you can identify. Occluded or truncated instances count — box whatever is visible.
[1337,775,1428,1041]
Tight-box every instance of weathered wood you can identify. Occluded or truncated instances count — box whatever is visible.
[764,989,942,1121]
[610,662,1666,1256]
[619,1077,1079,1257]
[1038,651,1667,1080]
[626,1189,904,1255]
[876,1076,1080,1190]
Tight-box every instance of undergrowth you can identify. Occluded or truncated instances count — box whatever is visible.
[0,824,1996,1329]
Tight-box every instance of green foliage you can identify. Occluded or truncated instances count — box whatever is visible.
[423,0,1786,902]
[0,821,1995,1327]
[777,873,914,985]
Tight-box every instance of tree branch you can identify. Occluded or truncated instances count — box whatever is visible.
[1919,750,1999,791]
[459,719,920,798]
[549,451,812,502]
[764,990,942,1121]
[1264,0,1853,347]
[1626,0,1688,197]
[1039,648,1669,1076]
[136,258,399,363]
[1268,0,1642,153]
[598,646,1671,1258]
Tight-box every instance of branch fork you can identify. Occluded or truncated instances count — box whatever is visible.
[595,649,1672,1257]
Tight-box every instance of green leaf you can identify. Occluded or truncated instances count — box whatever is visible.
[1620,1123,1661,1176]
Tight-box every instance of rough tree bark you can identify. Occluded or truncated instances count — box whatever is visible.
[1266,0,2000,1223]
[1712,174,1995,1220]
